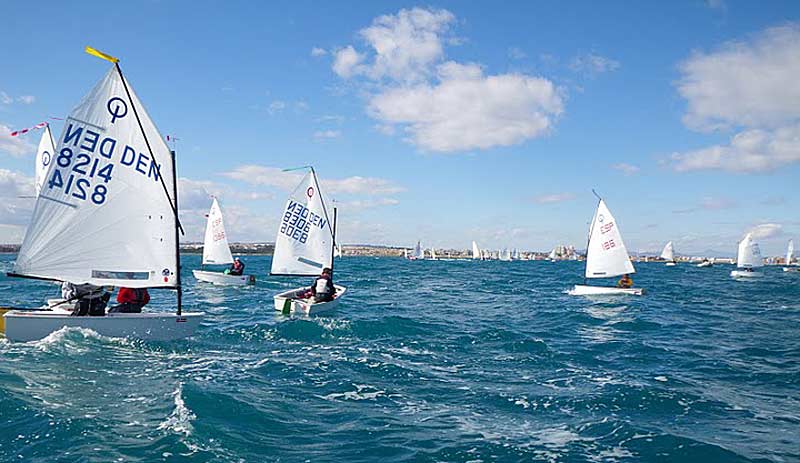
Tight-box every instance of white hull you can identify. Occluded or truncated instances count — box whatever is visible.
[697,262,713,268]
[730,270,762,278]
[568,285,644,296]
[3,309,203,342]
[192,270,255,286]
[665,262,676,266]
[783,267,800,273]
[274,285,346,315]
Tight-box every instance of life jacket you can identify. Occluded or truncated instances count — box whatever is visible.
[117,287,150,305]
[314,276,333,297]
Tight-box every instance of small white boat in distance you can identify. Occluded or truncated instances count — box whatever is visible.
[3,49,203,341]
[783,240,798,272]
[731,233,763,279]
[192,197,255,286]
[661,241,677,266]
[697,258,714,268]
[270,167,346,314]
[472,241,481,260]
[274,285,347,315]
[408,241,424,260]
[569,194,644,296]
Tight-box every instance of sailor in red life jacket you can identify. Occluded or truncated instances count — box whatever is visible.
[308,268,336,303]
[109,287,150,313]
[228,257,245,276]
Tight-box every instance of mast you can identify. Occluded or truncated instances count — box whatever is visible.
[331,207,338,276]
[171,150,182,316]
[584,190,602,285]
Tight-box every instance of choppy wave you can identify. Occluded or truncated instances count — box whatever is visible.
[1,254,798,462]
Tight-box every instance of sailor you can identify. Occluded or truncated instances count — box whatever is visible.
[617,274,633,288]
[63,281,111,316]
[309,268,336,302]
[109,287,150,313]
[228,257,245,276]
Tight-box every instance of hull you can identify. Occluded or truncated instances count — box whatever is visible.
[730,270,762,278]
[665,262,677,266]
[697,262,713,268]
[568,285,644,296]
[3,309,203,342]
[783,267,800,273]
[193,270,255,286]
[274,285,347,315]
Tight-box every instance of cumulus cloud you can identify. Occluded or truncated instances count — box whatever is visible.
[671,23,800,173]
[749,223,782,239]
[670,125,800,172]
[221,165,405,196]
[311,47,328,57]
[533,193,575,204]
[677,24,800,131]
[569,53,620,76]
[0,123,36,157]
[332,7,564,153]
[612,163,640,175]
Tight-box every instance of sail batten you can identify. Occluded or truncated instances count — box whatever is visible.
[12,67,178,288]
[584,199,635,279]
[270,169,334,276]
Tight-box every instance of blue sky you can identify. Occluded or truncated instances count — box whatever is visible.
[1,0,799,256]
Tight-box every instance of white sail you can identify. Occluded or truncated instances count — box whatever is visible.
[472,241,480,259]
[334,243,342,258]
[202,197,233,265]
[13,67,178,288]
[430,248,437,259]
[34,125,56,196]
[787,240,795,265]
[413,241,424,259]
[736,233,763,269]
[660,241,675,261]
[585,199,635,279]
[548,249,557,260]
[271,169,334,276]
[499,248,511,261]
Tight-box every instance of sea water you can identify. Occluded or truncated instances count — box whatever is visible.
[0,254,798,462]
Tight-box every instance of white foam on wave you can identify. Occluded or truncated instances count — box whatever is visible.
[158,383,196,437]
[320,384,386,402]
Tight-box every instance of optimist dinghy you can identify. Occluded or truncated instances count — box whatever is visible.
[270,166,346,314]
[569,193,644,296]
[731,233,763,279]
[192,197,255,286]
[661,241,677,266]
[2,47,203,342]
[783,240,799,272]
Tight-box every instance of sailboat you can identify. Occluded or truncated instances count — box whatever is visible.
[271,166,346,314]
[472,241,481,260]
[499,248,512,262]
[697,258,714,268]
[661,241,676,266]
[428,248,438,260]
[2,47,203,342]
[408,241,424,260]
[334,243,343,258]
[569,194,644,296]
[548,249,557,262]
[34,124,57,197]
[730,233,763,278]
[783,240,798,272]
[192,197,255,285]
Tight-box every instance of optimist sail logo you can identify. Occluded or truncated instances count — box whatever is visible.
[107,97,128,123]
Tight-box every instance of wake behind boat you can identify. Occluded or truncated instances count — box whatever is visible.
[270,166,346,314]
[2,47,203,342]
[192,197,255,286]
[569,193,644,296]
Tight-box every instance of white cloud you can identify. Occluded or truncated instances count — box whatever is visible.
[338,198,400,209]
[508,47,527,60]
[533,193,575,204]
[569,53,620,75]
[311,47,328,57]
[0,123,36,157]
[0,92,12,105]
[268,100,286,115]
[332,46,365,78]
[749,223,782,240]
[368,62,563,152]
[220,165,405,196]
[612,163,640,175]
[0,169,35,230]
[677,24,800,131]
[16,95,35,104]
[700,196,736,210]
[313,130,341,140]
[332,7,563,153]
[670,125,800,172]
